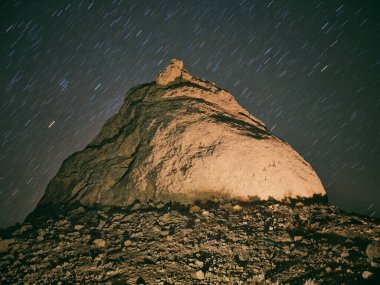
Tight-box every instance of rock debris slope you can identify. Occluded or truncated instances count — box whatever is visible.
[1,199,380,283]
[38,59,325,208]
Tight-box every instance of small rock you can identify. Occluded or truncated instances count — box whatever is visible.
[0,239,15,253]
[193,270,205,280]
[362,271,373,279]
[370,261,380,268]
[195,260,204,268]
[294,236,303,242]
[98,220,106,228]
[74,225,84,230]
[124,240,132,247]
[37,235,44,242]
[71,206,85,215]
[131,203,141,211]
[295,202,304,207]
[76,206,86,213]
[156,202,165,209]
[19,224,33,234]
[341,251,349,258]
[130,232,143,238]
[366,241,380,261]
[189,205,201,214]
[304,279,317,285]
[83,235,91,242]
[205,271,215,279]
[232,205,242,212]
[219,203,232,210]
[301,239,311,244]
[93,239,106,247]
[251,273,265,283]
[94,254,104,262]
[159,213,171,224]
[37,229,46,241]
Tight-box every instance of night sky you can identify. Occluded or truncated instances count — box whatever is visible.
[1,0,379,228]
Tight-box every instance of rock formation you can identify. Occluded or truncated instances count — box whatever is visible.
[3,60,379,285]
[38,59,325,208]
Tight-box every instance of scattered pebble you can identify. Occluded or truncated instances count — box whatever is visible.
[362,271,373,279]
[93,239,106,247]
[193,270,205,280]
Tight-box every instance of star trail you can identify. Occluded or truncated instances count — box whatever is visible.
[0,0,379,227]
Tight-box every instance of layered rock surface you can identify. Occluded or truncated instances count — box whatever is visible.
[38,59,325,208]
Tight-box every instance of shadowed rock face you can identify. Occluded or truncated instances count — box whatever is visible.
[38,59,325,208]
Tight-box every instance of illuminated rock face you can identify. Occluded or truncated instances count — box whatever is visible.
[156,59,183,85]
[38,60,325,207]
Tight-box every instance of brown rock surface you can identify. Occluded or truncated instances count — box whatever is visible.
[0,239,15,253]
[156,58,184,85]
[366,241,380,261]
[1,199,380,284]
[37,59,325,209]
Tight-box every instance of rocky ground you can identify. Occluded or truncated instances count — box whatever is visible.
[1,197,379,284]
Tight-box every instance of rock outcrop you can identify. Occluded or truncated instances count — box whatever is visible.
[156,58,184,85]
[37,59,325,208]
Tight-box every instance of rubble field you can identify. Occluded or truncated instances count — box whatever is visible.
[1,198,379,284]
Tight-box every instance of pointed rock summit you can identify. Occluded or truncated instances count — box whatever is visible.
[156,59,184,85]
[38,60,325,208]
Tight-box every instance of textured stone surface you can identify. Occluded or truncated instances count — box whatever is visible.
[0,239,15,253]
[156,58,184,85]
[366,241,380,261]
[1,199,380,284]
[37,60,325,209]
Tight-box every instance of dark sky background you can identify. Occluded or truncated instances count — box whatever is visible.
[0,0,379,228]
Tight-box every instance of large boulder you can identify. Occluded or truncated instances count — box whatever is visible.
[37,59,325,207]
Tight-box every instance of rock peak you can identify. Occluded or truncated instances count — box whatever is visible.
[170,58,184,69]
[156,58,185,85]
